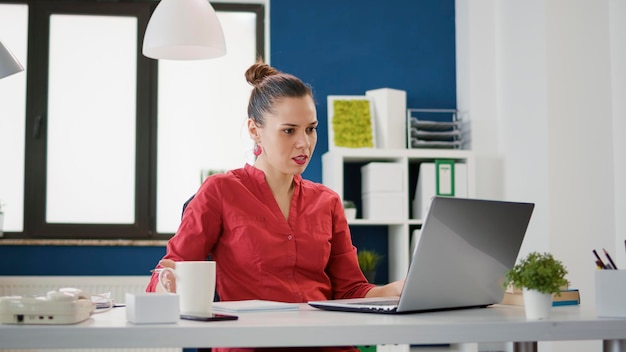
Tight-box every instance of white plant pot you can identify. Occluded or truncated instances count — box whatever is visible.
[523,288,552,320]
[344,208,357,220]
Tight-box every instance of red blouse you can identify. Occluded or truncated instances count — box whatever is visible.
[147,163,374,303]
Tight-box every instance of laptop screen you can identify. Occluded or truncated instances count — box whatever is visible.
[308,196,534,314]
[397,196,534,312]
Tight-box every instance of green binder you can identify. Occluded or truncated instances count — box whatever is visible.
[435,159,455,196]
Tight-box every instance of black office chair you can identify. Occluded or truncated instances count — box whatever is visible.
[181,194,195,218]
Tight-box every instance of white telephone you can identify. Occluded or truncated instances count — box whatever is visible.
[0,287,107,325]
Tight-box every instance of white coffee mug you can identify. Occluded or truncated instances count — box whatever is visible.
[158,261,216,316]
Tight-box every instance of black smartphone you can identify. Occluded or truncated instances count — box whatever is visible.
[180,313,238,322]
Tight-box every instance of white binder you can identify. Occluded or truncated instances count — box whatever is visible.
[412,161,468,220]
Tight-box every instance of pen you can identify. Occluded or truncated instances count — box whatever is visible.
[593,249,607,269]
[603,248,618,270]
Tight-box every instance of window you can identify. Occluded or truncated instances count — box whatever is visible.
[46,14,138,226]
[0,3,28,233]
[156,10,259,234]
[0,0,264,239]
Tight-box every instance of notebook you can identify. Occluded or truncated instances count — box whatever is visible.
[212,300,298,313]
[308,196,535,314]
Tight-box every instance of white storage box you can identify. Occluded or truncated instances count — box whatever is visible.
[362,192,404,220]
[126,292,179,324]
[361,162,404,194]
[595,270,626,317]
[365,88,407,149]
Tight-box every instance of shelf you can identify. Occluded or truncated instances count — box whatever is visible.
[348,219,425,226]
[348,219,407,226]
[327,147,473,161]
[322,148,475,281]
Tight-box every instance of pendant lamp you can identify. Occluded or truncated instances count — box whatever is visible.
[142,0,226,60]
[0,40,24,79]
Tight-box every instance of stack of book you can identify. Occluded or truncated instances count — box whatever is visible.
[501,286,580,307]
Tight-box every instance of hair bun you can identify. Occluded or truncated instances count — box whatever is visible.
[245,61,280,86]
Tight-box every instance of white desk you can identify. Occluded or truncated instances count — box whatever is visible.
[0,304,625,351]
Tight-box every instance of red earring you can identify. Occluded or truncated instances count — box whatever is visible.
[253,144,262,156]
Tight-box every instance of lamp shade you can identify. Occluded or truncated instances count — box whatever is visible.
[0,40,24,79]
[142,0,226,60]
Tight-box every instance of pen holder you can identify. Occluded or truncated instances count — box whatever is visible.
[595,270,626,317]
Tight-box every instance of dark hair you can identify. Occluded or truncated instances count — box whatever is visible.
[245,60,313,127]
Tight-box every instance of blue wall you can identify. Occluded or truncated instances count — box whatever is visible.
[271,0,457,183]
[0,245,166,275]
[0,0,456,281]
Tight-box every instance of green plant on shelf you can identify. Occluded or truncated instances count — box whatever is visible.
[343,200,356,209]
[357,249,383,274]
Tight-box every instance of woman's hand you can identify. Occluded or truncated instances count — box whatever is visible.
[364,279,405,298]
[154,259,176,293]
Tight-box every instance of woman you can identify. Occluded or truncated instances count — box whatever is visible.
[147,60,403,351]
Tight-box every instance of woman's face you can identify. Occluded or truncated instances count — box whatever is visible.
[250,95,318,176]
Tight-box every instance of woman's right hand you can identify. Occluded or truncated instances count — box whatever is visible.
[365,279,405,298]
[155,259,176,293]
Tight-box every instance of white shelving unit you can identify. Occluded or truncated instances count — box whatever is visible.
[322,148,476,281]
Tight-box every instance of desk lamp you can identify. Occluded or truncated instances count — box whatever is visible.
[0,40,24,79]
[142,0,226,60]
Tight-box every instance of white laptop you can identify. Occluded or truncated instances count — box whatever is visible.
[308,196,534,314]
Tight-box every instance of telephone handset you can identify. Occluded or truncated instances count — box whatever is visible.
[47,287,90,301]
[0,287,112,325]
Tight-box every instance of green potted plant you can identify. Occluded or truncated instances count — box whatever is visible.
[357,249,383,283]
[343,200,357,220]
[503,251,568,319]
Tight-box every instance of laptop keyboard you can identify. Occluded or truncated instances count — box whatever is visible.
[353,299,398,306]
[352,300,399,312]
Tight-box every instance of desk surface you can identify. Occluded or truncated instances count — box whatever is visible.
[1,304,625,349]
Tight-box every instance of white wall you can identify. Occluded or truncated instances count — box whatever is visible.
[610,0,626,270]
[456,1,626,352]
